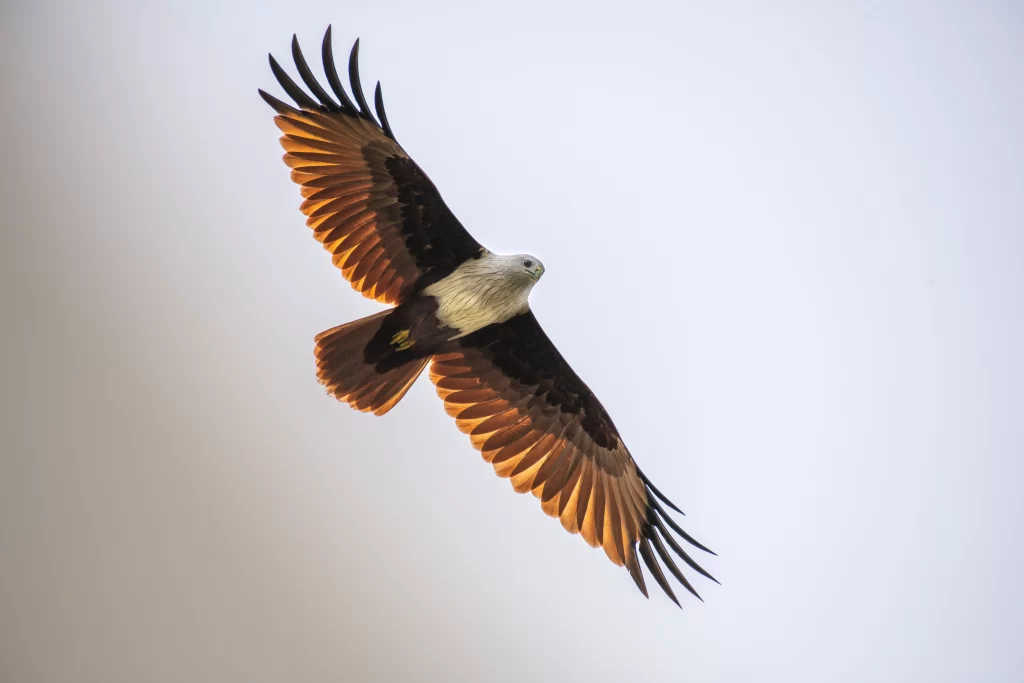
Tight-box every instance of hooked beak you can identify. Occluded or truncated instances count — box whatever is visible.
[530,266,543,280]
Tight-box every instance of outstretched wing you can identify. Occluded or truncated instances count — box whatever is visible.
[259,27,485,305]
[429,312,717,605]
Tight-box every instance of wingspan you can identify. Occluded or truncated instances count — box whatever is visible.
[259,27,485,305]
[429,312,717,605]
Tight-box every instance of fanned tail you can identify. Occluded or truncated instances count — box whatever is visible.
[314,311,429,415]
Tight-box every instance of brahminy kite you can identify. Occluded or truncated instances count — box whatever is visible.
[259,27,717,605]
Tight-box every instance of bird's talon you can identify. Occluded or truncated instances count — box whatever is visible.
[390,329,414,350]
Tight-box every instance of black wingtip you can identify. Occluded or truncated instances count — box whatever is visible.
[374,81,395,140]
[652,498,715,555]
[348,38,376,122]
[268,52,319,110]
[291,33,339,111]
[652,515,720,585]
[625,551,649,598]
[638,537,681,608]
[649,526,704,602]
[637,468,685,515]
[321,26,357,113]
[258,87,299,115]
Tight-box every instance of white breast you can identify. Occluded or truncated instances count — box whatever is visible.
[424,255,532,338]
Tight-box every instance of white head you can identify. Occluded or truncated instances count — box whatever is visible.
[488,252,545,286]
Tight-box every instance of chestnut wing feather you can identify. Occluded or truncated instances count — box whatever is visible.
[260,29,484,305]
[430,312,717,605]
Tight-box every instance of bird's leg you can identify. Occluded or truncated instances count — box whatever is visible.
[390,329,415,351]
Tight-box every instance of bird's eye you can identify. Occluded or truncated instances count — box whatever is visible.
[523,259,533,268]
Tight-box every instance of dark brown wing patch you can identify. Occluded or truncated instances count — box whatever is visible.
[429,313,717,604]
[260,28,484,305]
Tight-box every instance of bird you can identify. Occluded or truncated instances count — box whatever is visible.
[258,26,717,606]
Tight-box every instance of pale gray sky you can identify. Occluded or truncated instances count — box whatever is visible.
[2,1,1023,681]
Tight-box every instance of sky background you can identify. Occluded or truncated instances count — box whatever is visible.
[2,1,1023,681]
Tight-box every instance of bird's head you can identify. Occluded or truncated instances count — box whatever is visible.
[516,254,545,283]
[481,251,545,287]
[466,251,546,309]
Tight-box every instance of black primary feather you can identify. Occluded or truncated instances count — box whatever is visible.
[648,526,702,601]
[626,553,649,598]
[321,26,358,113]
[651,497,716,555]
[652,514,720,584]
[258,88,300,115]
[291,34,340,111]
[638,537,680,608]
[267,54,319,110]
[637,467,685,515]
[375,82,396,140]
[347,39,376,122]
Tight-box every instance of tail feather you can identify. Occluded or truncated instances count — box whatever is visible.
[314,311,428,415]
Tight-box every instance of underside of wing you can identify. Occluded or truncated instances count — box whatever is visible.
[259,27,485,305]
[429,312,718,606]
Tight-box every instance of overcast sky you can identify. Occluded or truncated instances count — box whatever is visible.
[2,1,1023,681]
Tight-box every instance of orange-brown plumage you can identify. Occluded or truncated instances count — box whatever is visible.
[261,27,716,606]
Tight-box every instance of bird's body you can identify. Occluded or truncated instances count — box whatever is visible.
[260,27,717,605]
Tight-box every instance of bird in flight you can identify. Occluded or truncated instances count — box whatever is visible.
[259,27,717,605]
